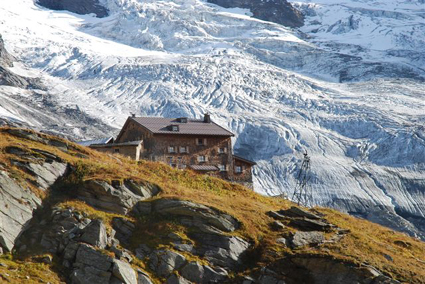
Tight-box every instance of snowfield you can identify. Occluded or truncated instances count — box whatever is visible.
[0,0,424,238]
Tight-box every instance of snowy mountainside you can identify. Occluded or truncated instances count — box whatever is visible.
[0,0,424,238]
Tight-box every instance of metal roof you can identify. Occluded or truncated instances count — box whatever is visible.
[190,165,219,171]
[131,117,234,136]
[233,155,257,165]
[90,140,142,148]
[78,137,114,147]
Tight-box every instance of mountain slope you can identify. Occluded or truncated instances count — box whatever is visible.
[0,127,424,283]
[0,0,424,240]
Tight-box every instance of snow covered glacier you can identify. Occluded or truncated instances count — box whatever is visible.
[0,0,424,238]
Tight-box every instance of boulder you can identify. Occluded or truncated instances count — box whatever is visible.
[63,241,80,261]
[74,244,113,271]
[112,218,135,245]
[48,139,69,152]
[289,218,333,232]
[79,219,108,249]
[124,180,160,199]
[148,249,187,277]
[181,261,228,283]
[112,259,137,284]
[291,256,400,284]
[70,265,112,284]
[373,275,401,284]
[192,233,250,268]
[270,221,285,231]
[76,180,143,215]
[110,246,133,263]
[290,231,325,248]
[134,244,152,260]
[276,238,288,246]
[173,243,196,254]
[133,201,152,215]
[258,275,286,284]
[153,199,240,232]
[257,268,285,284]
[6,128,48,144]
[165,274,191,284]
[278,207,321,220]
[137,270,153,284]
[266,211,287,221]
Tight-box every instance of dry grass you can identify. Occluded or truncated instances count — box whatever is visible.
[315,208,425,283]
[0,254,64,283]
[1,127,425,283]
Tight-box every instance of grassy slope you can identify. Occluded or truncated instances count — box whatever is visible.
[0,127,424,283]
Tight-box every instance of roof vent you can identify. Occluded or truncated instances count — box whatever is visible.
[204,113,211,123]
[170,125,179,132]
[131,113,136,118]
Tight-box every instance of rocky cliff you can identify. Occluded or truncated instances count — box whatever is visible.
[36,0,109,18]
[207,0,304,28]
[0,127,424,283]
[0,34,40,89]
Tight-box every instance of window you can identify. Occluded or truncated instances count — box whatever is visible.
[114,148,120,153]
[218,147,227,154]
[168,146,176,153]
[171,125,179,132]
[196,138,205,145]
[180,146,188,153]
[197,155,206,162]
[235,166,243,173]
[218,164,226,172]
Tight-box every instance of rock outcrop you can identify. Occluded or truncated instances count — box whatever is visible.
[149,199,240,232]
[290,256,401,284]
[75,179,159,215]
[0,170,42,251]
[0,146,66,252]
[36,0,108,18]
[0,130,413,284]
[0,34,41,88]
[0,34,14,67]
[148,249,187,277]
[207,0,304,28]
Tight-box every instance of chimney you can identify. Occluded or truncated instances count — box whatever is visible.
[203,113,211,123]
[131,113,136,118]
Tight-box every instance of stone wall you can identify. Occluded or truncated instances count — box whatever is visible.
[92,144,142,161]
[232,159,254,184]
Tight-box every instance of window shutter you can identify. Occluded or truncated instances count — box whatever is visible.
[186,146,189,153]
[224,147,227,153]
[205,156,208,162]
[204,138,207,145]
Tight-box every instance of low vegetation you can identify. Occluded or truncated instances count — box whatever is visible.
[0,127,424,283]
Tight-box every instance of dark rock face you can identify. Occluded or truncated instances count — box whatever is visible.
[36,0,109,18]
[207,0,304,28]
[0,35,14,67]
[0,34,42,89]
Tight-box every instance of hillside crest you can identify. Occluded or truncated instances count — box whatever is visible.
[0,127,424,283]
